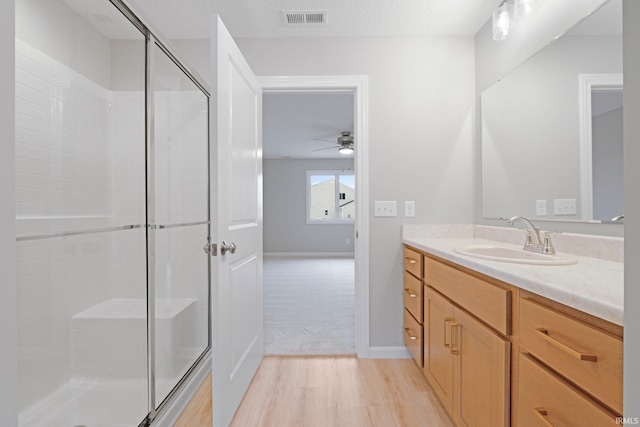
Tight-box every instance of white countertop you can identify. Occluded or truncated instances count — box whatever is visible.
[403,236,624,326]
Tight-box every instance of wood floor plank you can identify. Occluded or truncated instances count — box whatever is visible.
[174,357,454,427]
[173,373,212,427]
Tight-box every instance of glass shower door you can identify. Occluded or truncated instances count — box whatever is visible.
[150,41,210,408]
[15,0,148,425]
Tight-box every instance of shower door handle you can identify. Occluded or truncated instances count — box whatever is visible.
[220,241,237,255]
[203,242,217,256]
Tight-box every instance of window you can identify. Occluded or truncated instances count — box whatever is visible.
[307,170,355,223]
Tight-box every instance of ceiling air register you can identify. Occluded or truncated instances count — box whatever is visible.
[283,10,327,25]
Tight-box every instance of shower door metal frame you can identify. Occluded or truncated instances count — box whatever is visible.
[107,1,213,425]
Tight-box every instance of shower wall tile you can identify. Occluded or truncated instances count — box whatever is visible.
[15,39,112,226]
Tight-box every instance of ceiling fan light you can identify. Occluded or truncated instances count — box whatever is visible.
[338,145,353,155]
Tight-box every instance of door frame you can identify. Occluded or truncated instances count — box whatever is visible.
[259,75,370,357]
[578,73,623,221]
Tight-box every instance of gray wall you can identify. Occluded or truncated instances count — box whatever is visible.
[1,0,17,424]
[161,34,476,349]
[264,159,355,254]
[624,0,640,415]
[238,36,475,347]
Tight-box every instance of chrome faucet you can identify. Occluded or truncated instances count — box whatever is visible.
[506,216,555,255]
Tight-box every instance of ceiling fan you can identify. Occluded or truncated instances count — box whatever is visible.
[312,131,354,155]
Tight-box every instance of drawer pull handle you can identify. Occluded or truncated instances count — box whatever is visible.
[535,328,598,362]
[405,257,417,264]
[404,288,417,298]
[450,322,460,355]
[444,317,452,348]
[533,407,555,427]
[404,328,417,340]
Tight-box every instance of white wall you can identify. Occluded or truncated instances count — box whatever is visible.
[15,0,112,89]
[623,0,640,415]
[237,36,475,347]
[1,0,17,425]
[264,159,355,254]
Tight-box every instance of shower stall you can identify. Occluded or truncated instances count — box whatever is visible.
[15,0,211,425]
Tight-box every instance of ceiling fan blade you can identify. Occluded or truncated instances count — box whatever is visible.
[313,138,336,144]
[312,146,339,152]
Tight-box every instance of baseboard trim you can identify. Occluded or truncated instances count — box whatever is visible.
[152,350,212,427]
[367,346,412,359]
[265,252,355,258]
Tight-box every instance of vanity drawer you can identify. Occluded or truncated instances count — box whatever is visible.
[424,257,511,336]
[404,246,423,278]
[404,308,423,367]
[518,353,618,426]
[403,271,423,323]
[520,297,623,414]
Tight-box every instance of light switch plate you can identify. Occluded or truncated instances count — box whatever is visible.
[554,198,577,215]
[405,201,415,217]
[536,200,547,216]
[374,201,397,217]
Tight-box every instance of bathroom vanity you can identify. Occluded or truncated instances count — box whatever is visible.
[402,225,623,427]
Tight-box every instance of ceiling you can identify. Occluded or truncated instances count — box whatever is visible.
[263,93,354,159]
[130,0,503,40]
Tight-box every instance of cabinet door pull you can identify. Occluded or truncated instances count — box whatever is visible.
[404,328,417,341]
[404,288,417,298]
[533,407,555,427]
[443,317,452,348]
[405,257,417,264]
[535,328,597,362]
[450,322,460,355]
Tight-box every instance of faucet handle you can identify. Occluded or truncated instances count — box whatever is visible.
[541,231,556,254]
[524,229,536,248]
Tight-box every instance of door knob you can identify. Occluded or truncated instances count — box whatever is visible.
[220,241,236,255]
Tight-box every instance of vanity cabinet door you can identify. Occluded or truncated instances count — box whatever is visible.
[423,286,454,415]
[452,307,510,427]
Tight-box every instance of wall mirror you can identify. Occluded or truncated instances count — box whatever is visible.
[481,0,623,223]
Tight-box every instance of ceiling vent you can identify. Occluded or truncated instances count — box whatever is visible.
[283,10,327,26]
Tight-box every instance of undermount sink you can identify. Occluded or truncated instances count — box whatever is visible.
[453,245,578,266]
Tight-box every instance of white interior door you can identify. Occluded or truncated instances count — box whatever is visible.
[210,15,264,427]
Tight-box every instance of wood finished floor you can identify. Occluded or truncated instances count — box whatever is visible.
[174,356,454,427]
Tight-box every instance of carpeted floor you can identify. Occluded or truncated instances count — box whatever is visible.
[263,256,355,356]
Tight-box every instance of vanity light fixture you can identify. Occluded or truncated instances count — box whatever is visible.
[492,0,541,41]
[492,0,516,41]
[515,0,541,18]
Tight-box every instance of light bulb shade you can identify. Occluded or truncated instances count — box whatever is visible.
[492,1,515,41]
[515,0,541,18]
[338,145,353,154]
